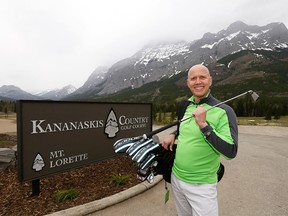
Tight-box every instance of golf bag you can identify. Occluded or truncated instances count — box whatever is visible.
[136,141,225,183]
[136,98,225,183]
[143,144,177,183]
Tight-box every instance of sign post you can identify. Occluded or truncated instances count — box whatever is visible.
[32,179,40,196]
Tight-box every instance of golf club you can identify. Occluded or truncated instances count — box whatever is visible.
[126,138,153,156]
[132,142,162,163]
[139,153,157,170]
[114,136,143,153]
[114,90,259,183]
[113,90,259,151]
[142,90,259,139]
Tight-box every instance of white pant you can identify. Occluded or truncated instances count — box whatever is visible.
[171,173,218,216]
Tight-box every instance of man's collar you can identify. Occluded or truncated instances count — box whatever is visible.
[188,90,211,104]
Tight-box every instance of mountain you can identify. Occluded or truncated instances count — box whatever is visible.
[37,85,77,100]
[0,84,77,101]
[209,48,288,96]
[67,21,288,100]
[0,85,43,100]
[0,95,13,101]
[2,21,287,102]
[70,66,108,98]
[80,48,288,106]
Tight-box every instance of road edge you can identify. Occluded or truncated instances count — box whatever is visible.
[45,175,163,216]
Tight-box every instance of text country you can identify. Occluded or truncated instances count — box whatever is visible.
[118,116,149,125]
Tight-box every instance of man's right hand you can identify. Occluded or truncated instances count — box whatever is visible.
[161,134,175,151]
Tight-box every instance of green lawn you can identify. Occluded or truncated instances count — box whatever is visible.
[0,112,16,119]
[1,112,287,127]
[155,112,288,127]
[237,116,288,127]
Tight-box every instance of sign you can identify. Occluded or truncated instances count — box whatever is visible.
[17,101,152,182]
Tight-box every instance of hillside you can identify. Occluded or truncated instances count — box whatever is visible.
[76,48,288,102]
[67,21,288,99]
[80,48,288,118]
[2,21,288,103]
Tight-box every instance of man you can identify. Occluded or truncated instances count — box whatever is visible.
[162,64,238,216]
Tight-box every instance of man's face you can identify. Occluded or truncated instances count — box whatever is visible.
[187,66,212,102]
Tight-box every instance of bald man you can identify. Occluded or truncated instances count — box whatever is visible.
[162,64,238,216]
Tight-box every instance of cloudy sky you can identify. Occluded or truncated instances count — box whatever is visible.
[1,0,287,93]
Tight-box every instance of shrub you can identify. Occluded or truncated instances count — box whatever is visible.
[54,188,80,202]
[111,173,130,186]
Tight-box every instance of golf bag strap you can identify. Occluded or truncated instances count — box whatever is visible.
[178,99,190,119]
[173,99,190,137]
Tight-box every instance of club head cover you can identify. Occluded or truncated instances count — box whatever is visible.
[126,138,153,156]
[113,136,142,147]
[152,135,160,143]
[113,136,142,153]
[139,153,158,170]
[137,144,178,183]
[136,167,150,181]
[132,142,161,163]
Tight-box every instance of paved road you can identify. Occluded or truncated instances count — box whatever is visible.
[89,125,288,216]
[1,119,288,215]
[0,118,17,134]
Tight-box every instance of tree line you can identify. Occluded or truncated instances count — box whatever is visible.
[0,101,16,116]
[152,95,288,122]
[1,96,287,121]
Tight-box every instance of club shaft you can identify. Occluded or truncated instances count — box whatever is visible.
[208,91,251,110]
[144,90,253,139]
[144,120,180,139]
[179,91,251,123]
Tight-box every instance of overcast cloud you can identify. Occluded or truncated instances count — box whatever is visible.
[1,0,287,93]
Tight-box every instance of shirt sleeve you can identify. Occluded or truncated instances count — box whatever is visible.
[200,106,238,159]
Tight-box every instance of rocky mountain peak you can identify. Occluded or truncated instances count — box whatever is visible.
[37,85,77,100]
[0,85,42,100]
[67,21,288,99]
[226,20,249,33]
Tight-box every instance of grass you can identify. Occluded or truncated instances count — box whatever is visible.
[0,134,16,148]
[237,116,288,127]
[54,189,80,202]
[0,112,16,119]
[111,173,131,186]
[1,112,288,127]
[154,112,288,127]
[0,140,10,148]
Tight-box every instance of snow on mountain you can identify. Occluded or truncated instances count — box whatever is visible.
[39,85,77,100]
[133,41,192,66]
[0,85,43,100]
[70,66,108,97]
[200,21,288,52]
[75,21,288,97]
[3,21,288,101]
[0,84,77,101]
